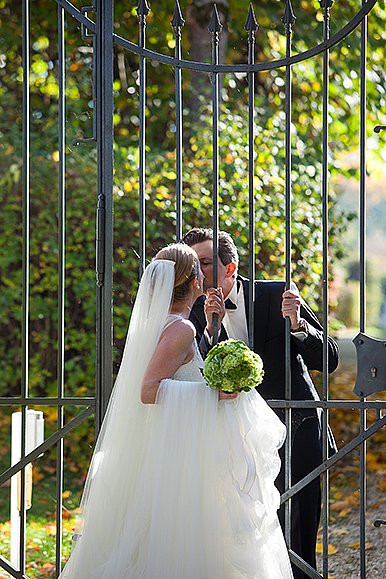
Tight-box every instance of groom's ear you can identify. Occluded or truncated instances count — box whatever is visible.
[225,262,237,279]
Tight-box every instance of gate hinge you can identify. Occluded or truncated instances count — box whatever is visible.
[96,194,105,287]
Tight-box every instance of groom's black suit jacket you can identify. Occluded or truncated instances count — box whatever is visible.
[190,276,339,424]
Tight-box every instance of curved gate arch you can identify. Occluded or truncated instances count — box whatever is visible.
[0,0,384,577]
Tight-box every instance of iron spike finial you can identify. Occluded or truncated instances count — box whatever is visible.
[171,0,185,28]
[208,4,223,33]
[281,0,296,26]
[244,3,259,32]
[136,0,150,17]
[319,0,334,8]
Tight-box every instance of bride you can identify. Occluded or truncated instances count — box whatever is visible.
[59,243,293,579]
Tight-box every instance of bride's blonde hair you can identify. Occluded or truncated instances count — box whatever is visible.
[155,243,199,302]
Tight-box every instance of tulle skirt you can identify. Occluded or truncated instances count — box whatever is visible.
[59,381,293,578]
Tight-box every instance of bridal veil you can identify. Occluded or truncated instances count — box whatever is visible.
[59,259,176,577]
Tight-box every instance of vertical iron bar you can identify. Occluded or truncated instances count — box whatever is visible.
[95,0,114,430]
[320,1,333,575]
[91,3,97,144]
[55,5,65,576]
[282,0,295,548]
[359,4,367,577]
[284,38,292,550]
[138,1,150,277]
[245,4,258,351]
[209,5,222,345]
[20,0,30,573]
[171,1,184,241]
[175,34,183,242]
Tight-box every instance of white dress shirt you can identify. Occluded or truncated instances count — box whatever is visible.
[204,279,307,345]
[222,280,249,344]
[204,279,249,345]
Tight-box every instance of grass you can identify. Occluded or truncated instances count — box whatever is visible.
[0,477,83,578]
[0,516,74,578]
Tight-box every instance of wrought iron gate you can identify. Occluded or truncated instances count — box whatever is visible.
[0,0,384,577]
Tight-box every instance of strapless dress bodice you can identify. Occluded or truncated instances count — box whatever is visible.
[164,314,205,383]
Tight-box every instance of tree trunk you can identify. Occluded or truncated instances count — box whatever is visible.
[185,0,229,118]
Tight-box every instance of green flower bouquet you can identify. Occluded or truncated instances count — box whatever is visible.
[203,339,264,393]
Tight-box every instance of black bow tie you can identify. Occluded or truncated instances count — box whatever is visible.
[225,298,237,310]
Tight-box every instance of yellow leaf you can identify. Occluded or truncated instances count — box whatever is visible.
[378,478,386,492]
[52,150,59,163]
[349,542,374,551]
[316,543,338,555]
[123,181,132,193]
[338,508,351,517]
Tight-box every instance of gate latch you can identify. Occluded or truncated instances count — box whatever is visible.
[352,333,386,397]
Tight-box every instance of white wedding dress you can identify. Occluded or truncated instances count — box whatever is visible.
[59,262,293,579]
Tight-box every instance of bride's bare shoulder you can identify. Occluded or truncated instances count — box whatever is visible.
[162,318,195,344]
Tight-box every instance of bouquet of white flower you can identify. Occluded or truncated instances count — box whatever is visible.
[203,339,264,393]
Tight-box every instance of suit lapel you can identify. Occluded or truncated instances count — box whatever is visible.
[240,277,268,356]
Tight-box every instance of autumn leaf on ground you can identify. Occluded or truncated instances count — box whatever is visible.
[338,508,351,517]
[349,542,375,551]
[330,499,351,511]
[316,543,338,555]
[38,562,56,577]
[378,478,386,492]
[330,527,349,535]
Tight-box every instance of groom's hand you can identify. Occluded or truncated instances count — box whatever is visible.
[281,288,302,330]
[204,287,225,336]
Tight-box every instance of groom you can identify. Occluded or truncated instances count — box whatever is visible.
[183,228,339,579]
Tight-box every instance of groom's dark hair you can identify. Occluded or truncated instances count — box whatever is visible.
[182,228,239,269]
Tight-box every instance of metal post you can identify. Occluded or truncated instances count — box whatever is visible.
[95,0,114,430]
[245,3,258,351]
[282,0,296,548]
[56,4,66,575]
[359,2,368,575]
[320,0,333,575]
[137,0,150,276]
[171,0,184,241]
[20,0,30,572]
[209,4,222,345]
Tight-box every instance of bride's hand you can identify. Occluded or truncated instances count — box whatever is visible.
[218,391,238,401]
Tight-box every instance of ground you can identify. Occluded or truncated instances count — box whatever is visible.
[316,471,385,578]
